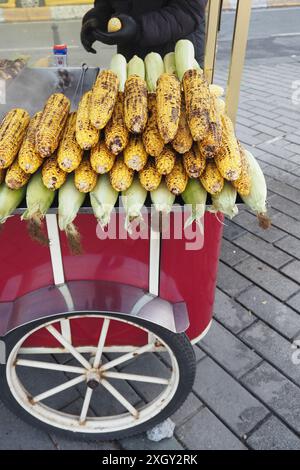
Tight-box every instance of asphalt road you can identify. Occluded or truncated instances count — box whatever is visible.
[0,6,299,66]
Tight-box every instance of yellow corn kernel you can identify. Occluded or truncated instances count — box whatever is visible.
[76,91,100,150]
[183,69,210,141]
[0,108,30,169]
[183,145,206,178]
[90,70,119,130]
[215,115,242,181]
[91,141,116,174]
[139,159,162,191]
[142,94,164,158]
[232,144,252,197]
[155,146,176,175]
[166,158,188,195]
[172,100,193,154]
[58,112,83,173]
[42,154,67,190]
[18,111,44,174]
[105,92,129,155]
[74,158,98,193]
[110,156,134,192]
[156,73,181,143]
[200,161,224,195]
[5,160,30,189]
[124,135,148,171]
[124,75,148,134]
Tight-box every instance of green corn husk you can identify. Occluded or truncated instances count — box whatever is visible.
[145,53,165,92]
[182,179,207,232]
[58,175,85,255]
[127,55,145,80]
[0,183,26,225]
[209,182,239,220]
[22,171,55,246]
[90,174,119,229]
[150,180,175,214]
[110,54,127,92]
[164,52,177,76]
[242,150,271,229]
[122,175,147,234]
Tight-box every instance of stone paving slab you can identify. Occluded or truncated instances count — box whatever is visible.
[246,415,300,450]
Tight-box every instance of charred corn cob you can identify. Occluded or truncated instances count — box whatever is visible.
[200,96,223,158]
[183,145,206,178]
[156,73,181,144]
[90,70,119,130]
[155,146,176,175]
[5,160,30,189]
[183,69,210,141]
[58,112,83,173]
[124,75,148,134]
[91,141,116,174]
[166,158,188,195]
[42,155,67,190]
[215,114,242,181]
[76,91,100,150]
[124,135,148,171]
[0,169,5,184]
[142,94,164,158]
[36,93,70,158]
[232,144,252,197]
[139,158,162,191]
[18,112,44,174]
[0,108,30,169]
[172,100,193,154]
[74,157,98,193]
[110,156,134,192]
[200,161,224,195]
[105,92,129,155]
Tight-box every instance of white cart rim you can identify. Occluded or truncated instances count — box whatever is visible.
[6,314,180,434]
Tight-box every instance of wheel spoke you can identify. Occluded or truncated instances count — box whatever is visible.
[46,325,91,370]
[100,343,155,372]
[16,359,86,374]
[101,378,139,418]
[79,387,93,424]
[33,375,86,403]
[101,371,170,385]
[93,318,110,369]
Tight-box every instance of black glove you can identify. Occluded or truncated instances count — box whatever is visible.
[93,14,139,47]
[81,8,109,54]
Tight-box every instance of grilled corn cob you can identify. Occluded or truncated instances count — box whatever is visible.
[166,158,188,195]
[58,112,83,173]
[183,145,206,178]
[124,135,148,171]
[90,70,119,130]
[232,144,252,197]
[0,108,30,169]
[76,91,100,150]
[172,100,193,154]
[200,161,224,195]
[155,146,176,175]
[91,141,116,174]
[74,157,98,193]
[105,92,129,155]
[0,169,5,184]
[142,94,164,158]
[183,69,210,141]
[18,112,44,174]
[139,158,162,191]
[124,75,148,134]
[5,160,30,189]
[42,154,67,190]
[156,73,181,144]
[200,96,222,158]
[36,93,70,158]
[110,156,134,192]
[215,114,242,181]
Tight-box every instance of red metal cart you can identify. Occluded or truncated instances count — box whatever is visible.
[0,0,251,441]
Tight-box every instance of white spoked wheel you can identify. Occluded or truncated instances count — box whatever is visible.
[1,313,196,441]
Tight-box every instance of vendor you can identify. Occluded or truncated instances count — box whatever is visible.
[81,0,208,66]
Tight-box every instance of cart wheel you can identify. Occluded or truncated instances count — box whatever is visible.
[0,312,195,441]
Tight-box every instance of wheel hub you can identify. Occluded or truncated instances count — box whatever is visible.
[86,369,101,390]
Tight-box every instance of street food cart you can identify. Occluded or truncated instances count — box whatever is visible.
[0,0,252,440]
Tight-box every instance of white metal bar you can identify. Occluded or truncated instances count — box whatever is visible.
[19,345,157,355]
[60,319,72,344]
[149,211,161,297]
[16,359,86,374]
[204,0,222,84]
[46,325,92,370]
[93,319,110,369]
[100,343,155,372]
[33,375,86,403]
[46,214,65,286]
[101,378,139,417]
[79,388,93,424]
[102,371,169,385]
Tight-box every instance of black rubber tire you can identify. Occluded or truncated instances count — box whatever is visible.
[0,312,196,442]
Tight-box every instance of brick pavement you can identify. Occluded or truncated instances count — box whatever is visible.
[1,55,300,451]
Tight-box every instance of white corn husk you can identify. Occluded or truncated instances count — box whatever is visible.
[145,52,165,92]
[164,52,177,76]
[150,180,175,214]
[110,54,127,92]
[209,182,239,220]
[90,174,119,229]
[0,183,26,224]
[122,175,147,234]
[182,179,207,232]
[209,84,225,98]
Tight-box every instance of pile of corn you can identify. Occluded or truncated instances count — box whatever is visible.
[0,40,270,250]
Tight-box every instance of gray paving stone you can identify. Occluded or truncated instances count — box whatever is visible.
[220,239,249,267]
[252,124,284,138]
[176,408,246,450]
[260,154,299,172]
[232,211,286,243]
[281,260,300,284]
[237,286,300,340]
[233,233,292,269]
[240,322,300,386]
[287,292,300,313]
[285,143,300,155]
[171,392,203,426]
[217,262,253,297]
[200,321,261,379]
[263,165,300,190]
[270,196,300,221]
[247,415,300,450]
[235,257,299,301]
[50,434,119,450]
[194,357,268,437]
[270,211,300,240]
[275,235,300,260]
[242,362,300,434]
[213,289,255,334]
[286,134,300,146]
[223,220,247,241]
[266,178,300,204]
[121,435,184,451]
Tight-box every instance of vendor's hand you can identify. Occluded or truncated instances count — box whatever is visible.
[81,8,108,54]
[93,14,139,46]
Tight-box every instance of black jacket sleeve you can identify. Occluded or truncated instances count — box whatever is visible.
[138,0,208,48]
[83,0,112,22]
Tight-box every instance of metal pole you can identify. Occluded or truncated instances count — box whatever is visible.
[204,0,222,84]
